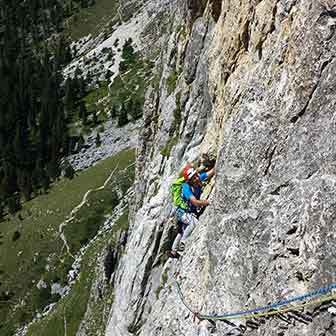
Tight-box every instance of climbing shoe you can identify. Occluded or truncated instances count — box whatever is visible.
[178,242,185,252]
[167,250,180,259]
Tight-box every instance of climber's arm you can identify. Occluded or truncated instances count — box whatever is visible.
[206,168,215,179]
[189,196,209,207]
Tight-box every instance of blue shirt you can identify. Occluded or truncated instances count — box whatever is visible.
[181,172,208,213]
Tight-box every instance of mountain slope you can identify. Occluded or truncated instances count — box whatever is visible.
[8,0,336,335]
[104,1,336,335]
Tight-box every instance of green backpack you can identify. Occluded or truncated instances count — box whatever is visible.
[171,177,188,209]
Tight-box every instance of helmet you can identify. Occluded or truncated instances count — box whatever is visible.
[183,166,197,181]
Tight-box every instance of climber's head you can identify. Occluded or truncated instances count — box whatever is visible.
[183,166,196,181]
[183,166,199,184]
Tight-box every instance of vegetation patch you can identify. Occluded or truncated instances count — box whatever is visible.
[27,205,131,336]
[109,39,155,127]
[64,0,120,40]
[113,209,130,235]
[63,164,134,254]
[172,92,182,135]
[155,268,169,299]
[160,137,178,158]
[160,92,182,158]
[65,74,111,138]
[66,41,155,135]
[0,149,135,336]
[166,70,178,95]
[26,243,99,336]
[83,81,109,112]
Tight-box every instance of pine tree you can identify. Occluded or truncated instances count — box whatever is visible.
[81,0,89,8]
[17,170,32,201]
[79,101,88,124]
[64,78,75,117]
[95,133,101,147]
[117,104,128,127]
[0,0,71,215]
[78,76,86,98]
[46,160,59,182]
[62,160,75,179]
[120,38,135,72]
[92,106,98,125]
[41,173,51,194]
[32,160,44,190]
[7,193,21,215]
[126,99,133,116]
[105,69,112,80]
[130,100,143,120]
[77,134,85,150]
[0,198,5,219]
[110,105,117,119]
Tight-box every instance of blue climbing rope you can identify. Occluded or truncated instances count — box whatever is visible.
[174,279,336,320]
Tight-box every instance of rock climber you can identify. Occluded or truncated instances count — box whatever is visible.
[168,163,215,258]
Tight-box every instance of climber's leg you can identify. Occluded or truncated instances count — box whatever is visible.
[180,212,199,245]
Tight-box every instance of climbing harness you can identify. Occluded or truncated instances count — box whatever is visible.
[174,278,336,321]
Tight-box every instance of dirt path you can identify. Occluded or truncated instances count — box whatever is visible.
[59,163,120,258]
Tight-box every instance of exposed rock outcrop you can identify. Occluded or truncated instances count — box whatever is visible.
[104,0,336,335]
[68,120,140,171]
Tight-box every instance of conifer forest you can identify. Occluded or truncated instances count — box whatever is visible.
[0,0,98,216]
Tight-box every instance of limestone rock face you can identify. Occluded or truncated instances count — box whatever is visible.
[105,1,336,336]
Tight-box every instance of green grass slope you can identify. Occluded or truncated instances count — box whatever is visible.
[0,149,135,336]
[65,0,120,40]
[27,208,130,336]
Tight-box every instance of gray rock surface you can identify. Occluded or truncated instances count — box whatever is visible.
[17,2,336,336]
[26,1,335,335]
[68,120,140,171]
[184,18,209,84]
[104,1,336,336]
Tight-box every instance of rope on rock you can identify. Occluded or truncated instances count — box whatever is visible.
[209,293,336,321]
[174,278,336,321]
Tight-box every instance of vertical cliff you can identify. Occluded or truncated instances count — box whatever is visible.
[105,1,336,335]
